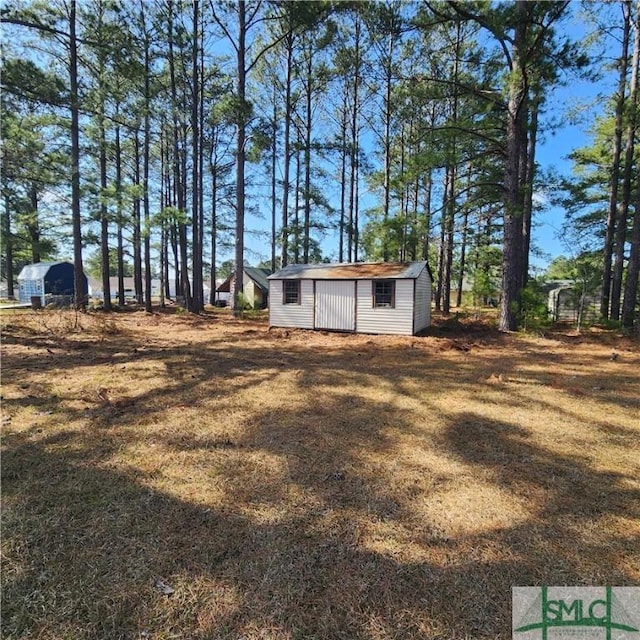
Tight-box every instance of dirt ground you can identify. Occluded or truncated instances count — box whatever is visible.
[2,308,639,639]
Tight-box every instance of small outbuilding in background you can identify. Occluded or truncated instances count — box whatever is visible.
[217,267,271,309]
[268,261,432,336]
[17,261,86,307]
[547,282,600,326]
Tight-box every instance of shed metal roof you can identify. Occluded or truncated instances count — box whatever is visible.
[268,261,429,281]
[217,267,272,292]
[244,267,271,291]
[17,261,72,281]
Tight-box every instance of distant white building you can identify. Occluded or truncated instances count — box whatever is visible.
[88,277,162,301]
[87,277,217,305]
[547,281,600,324]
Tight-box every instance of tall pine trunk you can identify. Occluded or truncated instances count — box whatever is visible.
[303,45,312,264]
[133,130,143,304]
[521,89,540,289]
[209,152,218,306]
[28,184,41,262]
[410,174,419,261]
[621,0,640,327]
[271,83,278,273]
[348,14,361,263]
[99,117,111,310]
[191,0,203,312]
[601,0,631,319]
[622,179,640,328]
[294,139,301,263]
[2,194,14,298]
[400,125,407,261]
[339,96,347,262]
[198,22,205,306]
[115,120,125,306]
[171,225,180,298]
[1,139,13,295]
[457,201,469,308]
[422,169,432,261]
[612,0,638,320]
[382,28,394,262]
[97,3,111,310]
[280,30,293,268]
[498,1,528,332]
[233,0,247,315]
[162,124,172,301]
[159,127,166,309]
[443,22,461,314]
[70,0,86,310]
[168,0,191,308]
[442,163,456,315]
[143,13,152,314]
[435,176,447,311]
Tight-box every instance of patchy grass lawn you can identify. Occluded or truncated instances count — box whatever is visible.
[1,309,639,640]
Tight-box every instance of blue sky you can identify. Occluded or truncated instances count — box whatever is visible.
[532,80,608,271]
[530,5,619,272]
[33,1,620,276]
[235,4,622,274]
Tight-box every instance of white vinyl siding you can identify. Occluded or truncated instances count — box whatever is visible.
[413,268,431,333]
[269,279,314,329]
[18,279,44,304]
[356,279,414,335]
[242,279,255,307]
[243,275,256,305]
[268,262,432,335]
[314,280,355,331]
[230,274,262,309]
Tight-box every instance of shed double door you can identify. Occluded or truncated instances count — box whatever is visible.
[314,280,356,331]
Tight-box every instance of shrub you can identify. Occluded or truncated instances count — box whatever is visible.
[518,281,551,333]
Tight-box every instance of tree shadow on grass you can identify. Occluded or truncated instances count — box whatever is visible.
[440,413,640,584]
[2,322,481,433]
[215,404,640,637]
[3,312,638,411]
[1,403,493,639]
[2,317,639,639]
[6,397,637,640]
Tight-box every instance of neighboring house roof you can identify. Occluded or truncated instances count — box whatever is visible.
[269,261,430,281]
[18,261,71,280]
[216,275,232,293]
[217,267,272,293]
[540,279,574,294]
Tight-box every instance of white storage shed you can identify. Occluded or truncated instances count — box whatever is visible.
[268,261,432,336]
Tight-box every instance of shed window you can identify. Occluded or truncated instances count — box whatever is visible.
[373,280,395,308]
[283,280,300,304]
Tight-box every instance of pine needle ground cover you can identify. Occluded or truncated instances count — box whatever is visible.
[2,310,638,640]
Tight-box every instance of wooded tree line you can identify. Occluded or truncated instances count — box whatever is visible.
[1,0,638,330]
